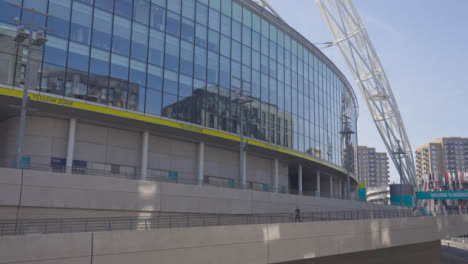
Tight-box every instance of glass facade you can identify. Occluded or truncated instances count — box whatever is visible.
[0,0,357,173]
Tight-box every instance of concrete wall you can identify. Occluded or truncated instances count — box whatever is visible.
[2,214,468,264]
[205,145,239,182]
[0,168,396,219]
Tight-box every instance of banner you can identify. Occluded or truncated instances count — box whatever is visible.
[416,190,468,200]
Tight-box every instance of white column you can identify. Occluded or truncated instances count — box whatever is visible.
[198,142,205,185]
[242,151,247,186]
[298,164,303,195]
[141,131,149,179]
[330,176,333,198]
[273,159,279,192]
[316,170,321,197]
[65,118,77,174]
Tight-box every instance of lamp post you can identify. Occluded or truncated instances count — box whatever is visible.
[340,115,355,200]
[231,78,253,189]
[394,140,406,207]
[11,4,51,168]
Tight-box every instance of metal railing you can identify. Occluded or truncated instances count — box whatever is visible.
[0,160,348,198]
[0,209,431,237]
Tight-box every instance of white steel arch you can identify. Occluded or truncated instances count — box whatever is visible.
[313,0,417,188]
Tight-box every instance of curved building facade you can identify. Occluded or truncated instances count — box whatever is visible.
[0,0,358,198]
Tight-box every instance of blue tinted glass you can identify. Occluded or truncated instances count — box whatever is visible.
[151,4,166,31]
[112,16,131,56]
[43,36,67,66]
[167,0,181,13]
[163,69,178,95]
[196,2,208,25]
[115,0,133,18]
[129,59,147,111]
[232,1,241,22]
[151,0,166,7]
[147,64,163,90]
[149,29,165,66]
[67,42,90,71]
[219,55,230,88]
[221,0,231,16]
[261,36,268,56]
[70,2,92,44]
[146,89,162,115]
[252,50,260,71]
[95,0,114,10]
[242,45,251,67]
[194,46,206,80]
[252,32,260,51]
[231,60,240,87]
[181,17,195,42]
[242,26,251,46]
[0,0,20,24]
[231,40,241,62]
[251,70,260,98]
[131,22,149,61]
[166,11,181,37]
[180,41,194,76]
[220,35,230,57]
[232,20,241,41]
[182,0,195,20]
[208,30,219,52]
[270,42,277,60]
[207,51,219,84]
[208,8,220,31]
[195,24,207,47]
[23,0,47,26]
[90,48,110,76]
[41,63,65,94]
[47,0,71,39]
[162,92,177,117]
[164,35,180,72]
[242,8,251,27]
[179,74,192,98]
[110,53,129,80]
[220,15,231,37]
[261,19,269,37]
[261,74,268,102]
[134,0,150,24]
[92,9,112,50]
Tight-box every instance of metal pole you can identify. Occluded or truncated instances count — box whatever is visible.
[239,102,244,188]
[346,135,350,200]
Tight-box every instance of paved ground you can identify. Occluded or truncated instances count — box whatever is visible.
[441,240,468,264]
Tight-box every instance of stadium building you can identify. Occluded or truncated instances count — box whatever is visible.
[0,0,362,218]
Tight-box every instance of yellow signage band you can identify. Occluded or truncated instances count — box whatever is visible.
[0,86,356,181]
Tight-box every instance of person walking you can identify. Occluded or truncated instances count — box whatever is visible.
[295,206,301,222]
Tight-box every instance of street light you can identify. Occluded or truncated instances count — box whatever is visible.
[393,140,406,207]
[231,78,253,189]
[340,115,355,200]
[11,4,51,169]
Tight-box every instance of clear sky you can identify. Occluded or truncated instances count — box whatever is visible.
[266,0,468,183]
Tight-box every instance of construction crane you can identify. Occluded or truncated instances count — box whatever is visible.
[257,0,418,189]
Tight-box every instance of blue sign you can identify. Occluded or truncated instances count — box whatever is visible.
[390,195,414,207]
[168,171,178,180]
[72,160,87,168]
[358,183,366,202]
[51,157,66,167]
[416,191,468,200]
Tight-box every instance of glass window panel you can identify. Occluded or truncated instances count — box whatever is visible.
[70,2,92,44]
[260,54,268,75]
[251,70,260,98]
[210,0,221,10]
[151,4,166,31]
[252,13,260,32]
[261,36,268,55]
[112,16,131,56]
[232,20,241,41]
[109,53,130,108]
[23,0,47,26]
[231,60,240,88]
[252,50,260,71]
[220,14,231,37]
[195,23,207,47]
[232,2,241,22]
[151,0,166,7]
[41,63,66,95]
[231,40,241,62]
[261,19,269,37]
[277,30,284,47]
[196,2,208,25]
[92,9,112,50]
[167,0,181,13]
[131,22,149,61]
[179,74,192,98]
[149,29,165,66]
[43,36,68,66]
[47,0,71,39]
[219,55,230,89]
[260,73,268,102]
[269,77,276,106]
[208,29,220,52]
[134,0,150,24]
[221,0,232,16]
[146,89,162,115]
[181,17,195,42]
[220,35,231,57]
[115,0,133,18]
[110,53,129,80]
[129,59,147,111]
[67,41,90,72]
[166,10,181,37]
[208,8,220,31]
[95,0,114,10]
[0,0,21,25]
[162,92,177,118]
[182,0,195,20]
[242,8,251,27]
[207,51,219,84]
[163,69,178,95]
[90,48,110,76]
[242,45,251,67]
[180,40,194,76]
[147,64,163,90]
[242,26,251,46]
[252,31,260,51]
[269,25,277,42]
[270,42,277,60]
[194,46,206,80]
[164,35,180,72]
[65,68,88,99]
